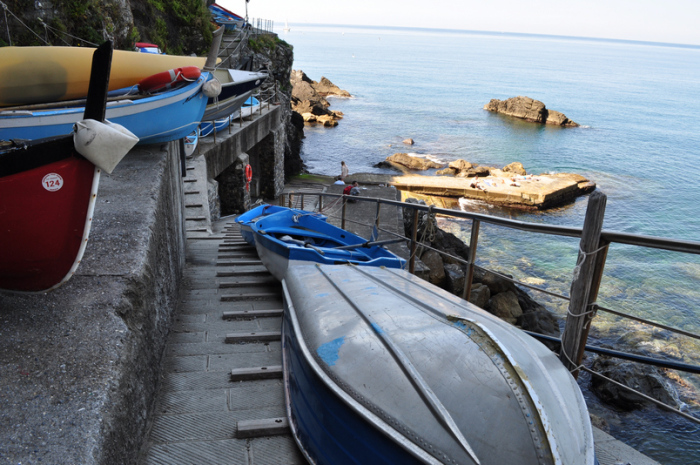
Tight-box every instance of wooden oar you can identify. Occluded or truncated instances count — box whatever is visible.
[279,235,326,255]
[334,238,405,250]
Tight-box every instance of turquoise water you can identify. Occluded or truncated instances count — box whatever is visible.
[283,24,700,463]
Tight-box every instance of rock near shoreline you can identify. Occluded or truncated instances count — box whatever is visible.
[290,70,350,127]
[484,96,579,127]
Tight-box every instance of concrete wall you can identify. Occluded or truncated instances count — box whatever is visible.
[0,142,185,464]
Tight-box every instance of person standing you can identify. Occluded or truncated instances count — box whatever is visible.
[340,161,349,180]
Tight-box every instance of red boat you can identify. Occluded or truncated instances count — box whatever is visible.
[0,41,137,293]
[0,137,100,292]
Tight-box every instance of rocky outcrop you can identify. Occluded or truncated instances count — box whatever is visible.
[590,356,680,411]
[290,70,349,126]
[376,153,444,172]
[484,96,579,127]
[401,198,561,339]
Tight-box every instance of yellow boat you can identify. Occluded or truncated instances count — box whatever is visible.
[0,47,210,107]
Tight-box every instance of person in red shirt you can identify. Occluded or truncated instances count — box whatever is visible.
[343,180,358,195]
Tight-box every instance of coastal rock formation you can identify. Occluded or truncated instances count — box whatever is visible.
[590,356,680,411]
[484,96,579,127]
[403,138,415,145]
[290,70,349,126]
[376,153,444,172]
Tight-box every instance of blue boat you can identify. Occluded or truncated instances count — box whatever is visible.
[251,208,406,280]
[0,73,211,145]
[234,204,293,245]
[282,264,597,465]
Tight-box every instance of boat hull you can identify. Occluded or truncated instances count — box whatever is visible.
[282,302,427,465]
[235,204,291,245]
[0,75,209,145]
[282,265,596,465]
[203,69,266,121]
[0,46,208,106]
[0,138,98,292]
[251,209,405,281]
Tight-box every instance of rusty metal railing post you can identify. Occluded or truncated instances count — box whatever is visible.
[462,219,480,301]
[300,193,304,210]
[409,208,419,274]
[318,194,323,212]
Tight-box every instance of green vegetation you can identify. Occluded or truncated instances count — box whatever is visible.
[0,0,214,54]
[248,35,292,53]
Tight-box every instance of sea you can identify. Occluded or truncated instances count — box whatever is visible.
[279,23,700,464]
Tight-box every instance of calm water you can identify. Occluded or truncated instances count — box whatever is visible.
[282,24,700,463]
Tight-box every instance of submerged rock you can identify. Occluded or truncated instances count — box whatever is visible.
[484,96,579,127]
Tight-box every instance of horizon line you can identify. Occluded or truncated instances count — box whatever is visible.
[274,21,700,50]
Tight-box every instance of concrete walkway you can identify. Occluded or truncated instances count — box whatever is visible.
[140,220,304,464]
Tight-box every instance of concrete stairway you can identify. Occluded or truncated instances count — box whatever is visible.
[140,222,303,464]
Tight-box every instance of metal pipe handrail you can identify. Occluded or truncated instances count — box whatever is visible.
[524,331,700,374]
[314,192,700,255]
[289,190,700,343]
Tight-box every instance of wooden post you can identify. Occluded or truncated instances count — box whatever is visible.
[560,191,607,378]
[318,195,323,212]
[462,219,480,301]
[341,199,347,230]
[300,194,304,210]
[409,208,419,274]
[288,193,293,208]
[373,201,381,240]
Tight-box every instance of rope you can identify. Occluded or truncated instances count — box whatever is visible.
[2,1,10,46]
[572,242,607,281]
[1,2,47,45]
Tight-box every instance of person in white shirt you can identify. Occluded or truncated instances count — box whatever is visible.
[340,161,349,180]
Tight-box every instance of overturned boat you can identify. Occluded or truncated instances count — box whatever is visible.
[282,264,596,465]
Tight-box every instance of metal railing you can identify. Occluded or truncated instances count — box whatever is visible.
[280,189,700,423]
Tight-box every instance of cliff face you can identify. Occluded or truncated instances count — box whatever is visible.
[244,35,305,177]
[0,0,213,55]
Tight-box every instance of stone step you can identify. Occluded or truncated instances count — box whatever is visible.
[216,260,262,267]
[229,365,282,381]
[225,331,281,343]
[236,417,289,439]
[218,278,276,288]
[216,269,270,278]
[220,291,279,302]
[222,309,283,319]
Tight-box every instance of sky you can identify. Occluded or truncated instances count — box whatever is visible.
[218,0,700,46]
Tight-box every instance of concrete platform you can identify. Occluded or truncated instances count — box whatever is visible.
[351,172,594,210]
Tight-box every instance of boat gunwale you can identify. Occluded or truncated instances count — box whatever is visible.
[281,278,445,465]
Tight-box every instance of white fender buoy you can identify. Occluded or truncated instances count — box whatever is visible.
[73,119,139,174]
